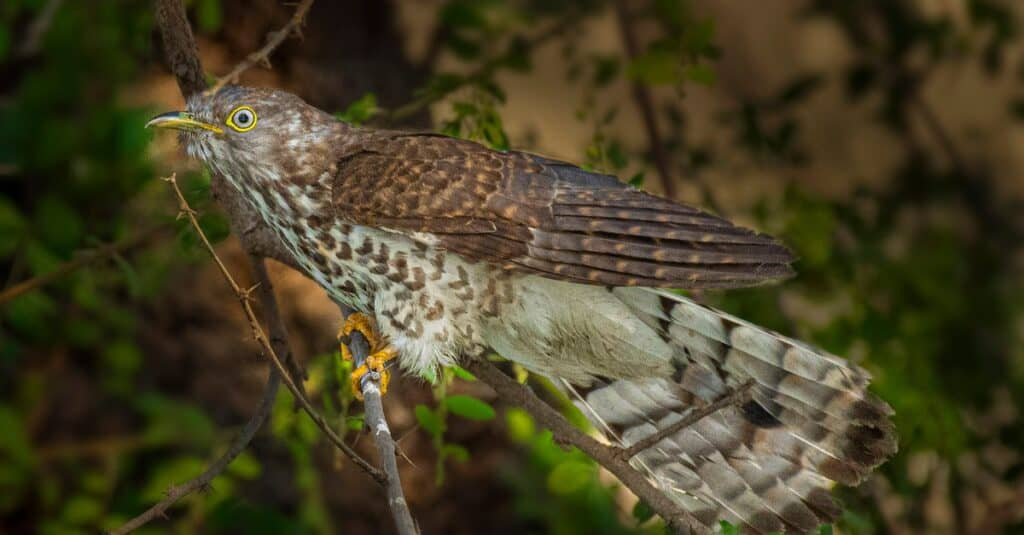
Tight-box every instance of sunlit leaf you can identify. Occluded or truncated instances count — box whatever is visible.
[445,394,495,421]
[547,460,594,495]
[415,404,443,435]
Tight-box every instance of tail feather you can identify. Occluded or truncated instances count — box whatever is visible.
[561,288,897,533]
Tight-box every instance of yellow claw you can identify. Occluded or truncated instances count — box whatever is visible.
[337,313,398,401]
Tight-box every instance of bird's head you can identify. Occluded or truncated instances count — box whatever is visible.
[147,85,342,188]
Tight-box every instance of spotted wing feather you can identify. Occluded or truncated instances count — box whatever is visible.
[331,132,795,289]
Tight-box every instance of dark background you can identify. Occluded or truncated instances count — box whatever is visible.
[2,0,1024,533]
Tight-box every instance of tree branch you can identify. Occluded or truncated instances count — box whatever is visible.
[340,309,420,535]
[154,0,206,98]
[109,369,281,535]
[209,0,316,93]
[614,0,677,199]
[465,359,709,535]
[165,173,384,484]
[0,225,165,306]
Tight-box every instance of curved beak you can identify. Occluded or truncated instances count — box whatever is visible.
[146,111,223,135]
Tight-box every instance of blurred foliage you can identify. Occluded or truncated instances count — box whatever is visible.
[3,0,1024,534]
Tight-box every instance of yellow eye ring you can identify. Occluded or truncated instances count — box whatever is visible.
[226,106,257,132]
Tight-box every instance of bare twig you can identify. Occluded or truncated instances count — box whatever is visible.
[164,173,385,484]
[614,0,677,199]
[341,309,420,535]
[465,359,708,535]
[109,371,282,535]
[619,380,754,460]
[209,0,316,93]
[0,225,164,306]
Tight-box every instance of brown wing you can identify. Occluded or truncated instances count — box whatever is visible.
[331,131,795,289]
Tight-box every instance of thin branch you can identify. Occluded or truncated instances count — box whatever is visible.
[109,370,282,535]
[614,0,677,199]
[619,380,754,460]
[209,0,316,93]
[0,225,164,306]
[154,0,207,98]
[165,173,385,485]
[341,309,420,535]
[465,359,708,535]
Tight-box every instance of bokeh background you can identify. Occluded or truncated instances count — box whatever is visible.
[2,0,1024,533]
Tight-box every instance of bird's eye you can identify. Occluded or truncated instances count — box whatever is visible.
[226,106,257,132]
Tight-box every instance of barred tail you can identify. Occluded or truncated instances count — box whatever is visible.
[568,288,896,533]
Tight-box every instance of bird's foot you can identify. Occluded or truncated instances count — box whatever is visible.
[337,313,398,401]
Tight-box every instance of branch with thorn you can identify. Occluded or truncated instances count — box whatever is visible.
[164,172,383,484]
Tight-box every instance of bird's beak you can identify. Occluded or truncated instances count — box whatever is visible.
[146,111,224,135]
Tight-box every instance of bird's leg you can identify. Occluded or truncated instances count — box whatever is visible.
[337,312,398,401]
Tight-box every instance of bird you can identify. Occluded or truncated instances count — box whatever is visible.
[148,85,896,534]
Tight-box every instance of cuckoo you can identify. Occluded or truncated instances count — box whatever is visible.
[148,86,896,533]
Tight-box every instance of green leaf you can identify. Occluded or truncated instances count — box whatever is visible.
[450,365,477,381]
[546,460,594,495]
[719,521,740,535]
[445,394,495,421]
[414,404,443,435]
[336,93,379,125]
[441,443,470,463]
[505,407,534,443]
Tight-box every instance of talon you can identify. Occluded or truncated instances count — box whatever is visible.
[337,313,398,400]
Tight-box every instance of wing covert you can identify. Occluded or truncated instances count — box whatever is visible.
[330,131,794,289]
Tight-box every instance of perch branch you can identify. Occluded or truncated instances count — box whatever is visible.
[465,359,709,535]
[613,0,677,199]
[0,225,164,306]
[619,380,754,460]
[164,173,384,484]
[109,370,281,535]
[209,0,316,92]
[339,309,420,535]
